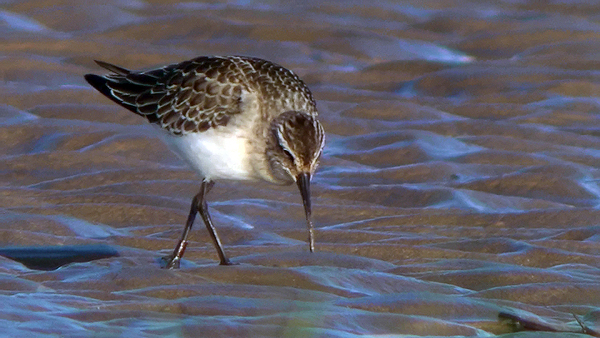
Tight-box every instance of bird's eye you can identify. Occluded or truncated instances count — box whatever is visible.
[282,148,294,161]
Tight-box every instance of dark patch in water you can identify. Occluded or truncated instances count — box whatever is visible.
[0,244,119,270]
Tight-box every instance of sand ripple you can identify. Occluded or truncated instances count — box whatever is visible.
[1,0,600,336]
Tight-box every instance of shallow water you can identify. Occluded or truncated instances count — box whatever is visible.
[1,0,600,337]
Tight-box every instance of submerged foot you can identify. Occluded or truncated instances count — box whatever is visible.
[220,258,239,266]
[162,255,237,268]
[160,255,180,269]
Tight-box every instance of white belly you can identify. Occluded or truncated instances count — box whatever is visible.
[160,128,257,181]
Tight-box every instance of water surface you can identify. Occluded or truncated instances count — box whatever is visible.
[1,0,600,337]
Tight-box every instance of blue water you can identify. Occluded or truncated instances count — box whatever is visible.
[0,0,599,336]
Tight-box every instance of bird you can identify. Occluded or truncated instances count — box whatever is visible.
[84,56,325,268]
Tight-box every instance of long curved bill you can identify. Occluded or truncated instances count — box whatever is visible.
[296,172,315,252]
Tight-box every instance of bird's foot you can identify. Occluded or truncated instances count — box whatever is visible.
[220,258,239,266]
[160,255,181,269]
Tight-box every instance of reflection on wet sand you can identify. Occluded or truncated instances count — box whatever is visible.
[1,0,600,336]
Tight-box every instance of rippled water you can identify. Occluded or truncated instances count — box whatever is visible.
[2,0,600,337]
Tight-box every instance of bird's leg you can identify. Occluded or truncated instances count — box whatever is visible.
[161,179,233,268]
[161,188,201,269]
[197,180,235,265]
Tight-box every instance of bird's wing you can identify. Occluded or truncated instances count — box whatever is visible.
[84,57,245,135]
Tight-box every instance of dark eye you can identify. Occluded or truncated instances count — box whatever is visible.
[282,148,294,162]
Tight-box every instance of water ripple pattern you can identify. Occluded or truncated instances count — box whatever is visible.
[1,0,599,337]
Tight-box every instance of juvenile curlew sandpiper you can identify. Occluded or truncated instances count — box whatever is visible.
[84,56,325,268]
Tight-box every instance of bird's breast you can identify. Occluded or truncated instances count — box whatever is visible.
[160,128,259,181]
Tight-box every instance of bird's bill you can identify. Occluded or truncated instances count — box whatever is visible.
[296,172,315,252]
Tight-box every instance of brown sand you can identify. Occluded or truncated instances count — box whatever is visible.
[0,0,599,336]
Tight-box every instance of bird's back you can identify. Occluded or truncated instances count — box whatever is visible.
[84,56,318,136]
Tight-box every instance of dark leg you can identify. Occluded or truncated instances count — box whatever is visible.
[197,180,234,266]
[161,180,233,268]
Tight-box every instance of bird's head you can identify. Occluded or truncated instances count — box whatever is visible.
[268,111,325,183]
[267,111,325,252]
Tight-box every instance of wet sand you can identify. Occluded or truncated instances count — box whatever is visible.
[1,0,600,336]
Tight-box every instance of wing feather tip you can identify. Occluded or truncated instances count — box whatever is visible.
[94,60,131,75]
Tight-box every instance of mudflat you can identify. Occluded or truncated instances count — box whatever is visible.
[1,0,599,336]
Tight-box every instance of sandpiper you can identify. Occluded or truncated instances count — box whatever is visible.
[84,56,325,268]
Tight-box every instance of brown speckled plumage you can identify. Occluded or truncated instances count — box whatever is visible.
[85,56,317,135]
[84,55,324,267]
